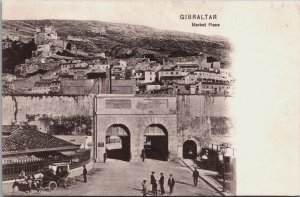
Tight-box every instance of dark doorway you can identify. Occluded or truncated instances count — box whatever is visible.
[66,43,72,51]
[183,140,197,159]
[144,124,168,161]
[106,124,130,161]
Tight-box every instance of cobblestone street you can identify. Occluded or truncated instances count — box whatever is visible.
[3,159,220,196]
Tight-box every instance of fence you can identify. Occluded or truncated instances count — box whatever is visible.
[69,149,91,169]
[207,143,235,156]
[2,149,91,181]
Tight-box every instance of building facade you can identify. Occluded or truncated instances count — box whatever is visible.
[93,94,178,162]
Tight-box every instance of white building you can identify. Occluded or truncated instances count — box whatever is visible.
[119,60,127,70]
[89,64,110,72]
[144,70,156,82]
[146,81,162,91]
[60,62,89,73]
[158,68,188,81]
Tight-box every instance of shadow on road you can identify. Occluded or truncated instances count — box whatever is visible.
[132,188,157,196]
[176,180,194,187]
[75,178,85,182]
[176,180,216,193]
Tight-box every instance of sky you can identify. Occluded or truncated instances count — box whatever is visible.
[2,0,236,36]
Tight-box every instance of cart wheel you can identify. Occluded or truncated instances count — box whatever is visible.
[64,177,75,189]
[48,181,57,191]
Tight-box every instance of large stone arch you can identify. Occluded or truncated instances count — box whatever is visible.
[138,116,177,161]
[143,123,169,161]
[105,123,131,161]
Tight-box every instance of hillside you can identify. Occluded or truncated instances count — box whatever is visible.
[3,20,232,68]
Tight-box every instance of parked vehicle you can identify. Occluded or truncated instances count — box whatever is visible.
[12,162,75,192]
[43,162,75,189]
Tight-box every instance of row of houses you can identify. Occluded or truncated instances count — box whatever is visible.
[8,55,234,96]
[7,25,234,96]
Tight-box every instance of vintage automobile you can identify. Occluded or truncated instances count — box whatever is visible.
[42,162,76,190]
[13,162,75,193]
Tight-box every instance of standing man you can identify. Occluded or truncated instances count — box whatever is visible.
[188,149,193,159]
[83,165,87,183]
[193,167,200,186]
[141,180,147,196]
[167,174,175,194]
[201,150,209,169]
[26,174,33,193]
[150,171,156,194]
[141,149,146,162]
[159,173,165,195]
[153,180,158,196]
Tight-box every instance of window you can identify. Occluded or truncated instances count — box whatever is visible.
[171,72,173,75]
[150,77,152,81]
[176,72,178,74]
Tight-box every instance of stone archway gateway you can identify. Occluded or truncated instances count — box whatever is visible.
[144,124,168,161]
[183,140,197,159]
[94,94,178,162]
[106,124,131,161]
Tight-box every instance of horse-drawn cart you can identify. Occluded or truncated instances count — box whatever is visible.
[13,162,75,193]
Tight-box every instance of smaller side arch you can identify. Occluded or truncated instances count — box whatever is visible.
[182,139,198,159]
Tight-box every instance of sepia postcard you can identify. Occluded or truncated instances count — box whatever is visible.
[1,0,299,196]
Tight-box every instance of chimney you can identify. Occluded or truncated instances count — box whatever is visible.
[106,65,112,94]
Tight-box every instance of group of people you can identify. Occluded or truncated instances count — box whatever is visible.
[17,170,41,193]
[142,171,175,196]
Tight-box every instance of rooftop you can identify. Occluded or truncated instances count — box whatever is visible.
[202,81,232,86]
[160,76,185,80]
[2,126,78,156]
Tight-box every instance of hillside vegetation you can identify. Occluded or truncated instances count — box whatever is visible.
[3,19,232,70]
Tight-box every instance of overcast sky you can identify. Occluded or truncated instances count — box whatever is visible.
[2,0,237,36]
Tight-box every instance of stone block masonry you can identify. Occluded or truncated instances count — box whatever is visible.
[2,95,94,125]
[2,94,234,162]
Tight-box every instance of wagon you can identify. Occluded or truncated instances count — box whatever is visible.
[40,162,75,190]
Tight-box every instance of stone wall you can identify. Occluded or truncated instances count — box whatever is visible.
[2,95,94,125]
[2,94,234,161]
[177,95,234,156]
